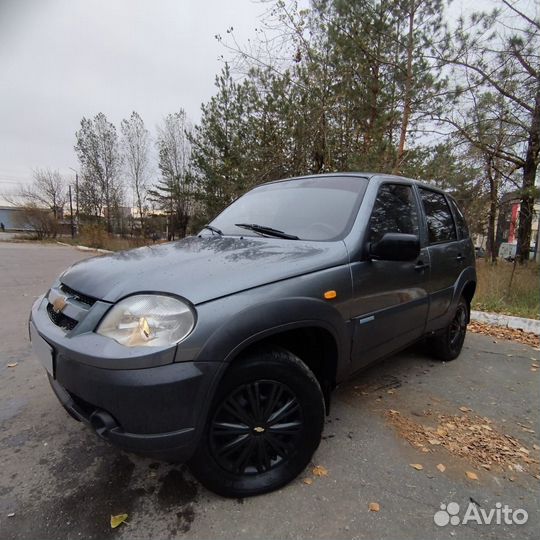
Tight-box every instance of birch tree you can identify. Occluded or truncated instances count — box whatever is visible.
[121,111,150,233]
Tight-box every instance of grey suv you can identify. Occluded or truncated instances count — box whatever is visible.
[29,173,476,497]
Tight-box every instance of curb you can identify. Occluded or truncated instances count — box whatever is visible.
[471,310,540,336]
[56,241,113,254]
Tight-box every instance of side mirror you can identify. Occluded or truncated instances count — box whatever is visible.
[369,233,420,261]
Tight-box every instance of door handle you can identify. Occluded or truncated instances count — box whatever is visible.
[456,254,465,262]
[415,261,430,271]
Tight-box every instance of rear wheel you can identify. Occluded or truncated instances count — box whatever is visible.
[428,296,469,361]
[189,347,325,497]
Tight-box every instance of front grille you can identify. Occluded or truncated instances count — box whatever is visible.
[47,302,78,331]
[60,284,97,307]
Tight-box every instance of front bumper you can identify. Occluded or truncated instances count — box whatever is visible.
[30,295,221,461]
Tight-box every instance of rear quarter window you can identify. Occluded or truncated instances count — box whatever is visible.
[419,188,457,244]
[448,198,470,239]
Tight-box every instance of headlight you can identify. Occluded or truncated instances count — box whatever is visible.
[97,294,195,347]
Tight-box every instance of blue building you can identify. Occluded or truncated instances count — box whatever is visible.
[0,206,33,231]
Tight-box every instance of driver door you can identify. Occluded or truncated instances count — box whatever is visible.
[349,182,430,372]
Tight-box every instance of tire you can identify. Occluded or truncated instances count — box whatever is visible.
[189,347,325,497]
[428,296,469,361]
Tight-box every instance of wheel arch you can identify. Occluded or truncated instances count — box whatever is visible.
[459,276,477,322]
[195,297,349,420]
[225,323,339,412]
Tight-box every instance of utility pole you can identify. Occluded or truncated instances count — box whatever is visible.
[69,167,79,235]
[75,173,79,230]
[68,185,75,239]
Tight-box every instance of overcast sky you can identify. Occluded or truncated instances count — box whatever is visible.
[0,0,493,197]
[0,0,270,193]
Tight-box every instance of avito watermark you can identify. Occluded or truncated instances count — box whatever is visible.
[434,501,528,527]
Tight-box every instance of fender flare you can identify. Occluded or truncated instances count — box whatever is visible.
[197,296,349,367]
[448,266,477,324]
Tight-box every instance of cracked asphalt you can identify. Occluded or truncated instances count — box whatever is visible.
[0,242,539,540]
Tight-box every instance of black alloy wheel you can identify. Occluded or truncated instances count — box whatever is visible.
[449,303,468,350]
[209,380,302,475]
[189,347,325,497]
[428,296,469,361]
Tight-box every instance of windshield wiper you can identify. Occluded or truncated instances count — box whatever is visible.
[201,224,223,236]
[234,223,299,240]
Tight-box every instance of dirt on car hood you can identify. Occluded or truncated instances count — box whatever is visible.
[60,235,349,304]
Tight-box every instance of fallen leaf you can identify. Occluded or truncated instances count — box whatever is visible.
[303,477,313,485]
[531,363,539,368]
[421,447,430,453]
[436,428,448,437]
[531,368,538,372]
[7,512,15,518]
[410,463,423,470]
[110,514,128,529]
[521,427,535,433]
[459,406,472,412]
[312,465,328,477]
[388,409,399,415]
[533,444,540,451]
[7,363,18,368]
[428,439,441,445]
[518,447,530,455]
[387,389,394,394]
[436,463,446,472]
[465,471,479,480]
[368,502,380,512]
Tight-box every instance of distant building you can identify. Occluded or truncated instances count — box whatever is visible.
[496,192,540,256]
[0,206,34,231]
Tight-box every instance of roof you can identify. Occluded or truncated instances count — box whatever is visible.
[263,171,445,193]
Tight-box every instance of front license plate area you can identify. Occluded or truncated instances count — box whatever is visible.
[30,323,54,377]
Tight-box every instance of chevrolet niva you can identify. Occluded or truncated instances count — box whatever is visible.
[30,173,476,497]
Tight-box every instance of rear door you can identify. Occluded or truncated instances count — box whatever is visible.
[417,187,462,326]
[448,196,475,270]
[349,182,430,371]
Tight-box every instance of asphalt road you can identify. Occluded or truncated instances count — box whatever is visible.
[0,243,539,540]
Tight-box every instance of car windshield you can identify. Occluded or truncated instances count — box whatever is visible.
[208,176,368,241]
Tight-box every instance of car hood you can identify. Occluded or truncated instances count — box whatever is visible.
[60,236,349,304]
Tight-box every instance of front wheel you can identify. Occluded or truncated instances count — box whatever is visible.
[189,348,325,497]
[428,296,469,361]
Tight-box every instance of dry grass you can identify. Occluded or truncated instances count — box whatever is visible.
[62,224,159,251]
[473,260,540,320]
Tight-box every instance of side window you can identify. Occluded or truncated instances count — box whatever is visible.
[449,198,469,239]
[368,184,419,243]
[419,189,457,244]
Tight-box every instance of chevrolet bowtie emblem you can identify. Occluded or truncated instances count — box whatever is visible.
[52,296,67,314]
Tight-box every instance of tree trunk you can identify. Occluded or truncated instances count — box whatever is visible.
[393,6,415,174]
[516,84,540,263]
[486,160,498,263]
